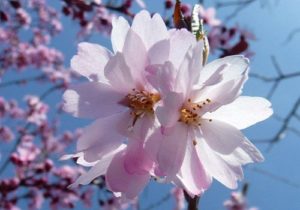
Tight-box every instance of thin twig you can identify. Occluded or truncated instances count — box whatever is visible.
[184,191,200,210]
[0,74,46,88]
[0,84,64,175]
[251,167,300,188]
[267,97,300,150]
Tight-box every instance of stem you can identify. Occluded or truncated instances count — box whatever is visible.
[184,191,200,210]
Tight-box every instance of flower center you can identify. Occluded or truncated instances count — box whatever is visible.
[127,89,160,125]
[178,98,212,126]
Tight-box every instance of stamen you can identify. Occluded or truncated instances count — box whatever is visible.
[126,89,160,126]
[193,139,197,146]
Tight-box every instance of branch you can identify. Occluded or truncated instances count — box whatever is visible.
[284,27,300,44]
[0,83,64,175]
[0,74,46,88]
[249,56,300,99]
[266,97,300,150]
[251,167,300,188]
[184,191,200,210]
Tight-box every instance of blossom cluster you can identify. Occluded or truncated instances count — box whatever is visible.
[63,9,272,200]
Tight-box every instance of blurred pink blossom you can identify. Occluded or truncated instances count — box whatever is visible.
[172,187,185,210]
[197,4,221,26]
[224,191,258,210]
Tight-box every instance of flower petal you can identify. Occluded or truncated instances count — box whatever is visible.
[148,39,170,65]
[146,61,176,95]
[175,42,204,97]
[122,29,148,85]
[77,112,128,162]
[104,52,135,93]
[169,29,197,69]
[132,10,168,50]
[221,138,264,166]
[203,96,273,130]
[201,119,245,154]
[199,55,249,85]
[157,123,188,178]
[111,16,130,53]
[124,139,154,175]
[70,145,126,187]
[195,137,243,189]
[106,149,150,199]
[194,74,248,113]
[71,42,112,82]
[175,140,212,196]
[156,91,184,128]
[63,82,125,119]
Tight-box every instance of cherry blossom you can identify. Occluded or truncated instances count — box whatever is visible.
[172,187,185,210]
[197,4,221,27]
[63,10,185,198]
[224,191,258,210]
[146,38,272,196]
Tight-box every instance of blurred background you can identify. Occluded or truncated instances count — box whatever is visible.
[1,0,300,209]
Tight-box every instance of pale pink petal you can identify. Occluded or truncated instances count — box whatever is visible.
[122,29,148,85]
[175,42,204,97]
[130,114,156,140]
[157,123,188,178]
[195,136,243,189]
[194,74,248,113]
[146,61,176,95]
[148,40,170,65]
[199,55,249,85]
[71,42,112,82]
[201,119,245,154]
[156,91,184,128]
[60,152,97,167]
[106,150,150,199]
[77,112,128,162]
[203,96,273,130]
[63,82,125,119]
[144,128,164,164]
[124,140,153,175]
[221,138,264,166]
[176,140,212,196]
[70,145,126,187]
[111,16,130,53]
[104,53,135,93]
[132,10,168,50]
[169,29,197,69]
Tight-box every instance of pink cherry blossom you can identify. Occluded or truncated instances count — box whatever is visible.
[0,126,15,142]
[63,10,197,198]
[224,191,258,210]
[197,4,221,27]
[172,187,185,210]
[146,39,272,196]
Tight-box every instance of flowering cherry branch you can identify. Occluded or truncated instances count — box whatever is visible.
[0,0,284,209]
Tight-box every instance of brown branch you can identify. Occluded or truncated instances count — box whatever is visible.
[249,56,300,99]
[184,191,200,210]
[266,97,300,150]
